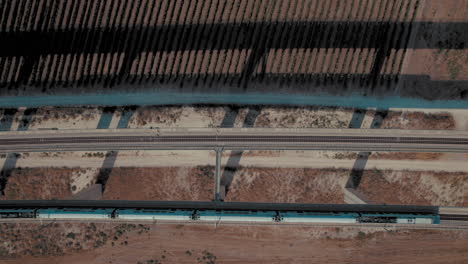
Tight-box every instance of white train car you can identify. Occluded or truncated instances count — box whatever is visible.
[36,209,112,219]
[396,217,434,224]
[116,209,192,221]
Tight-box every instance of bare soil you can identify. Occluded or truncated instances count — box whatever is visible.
[0,222,467,264]
[102,167,214,201]
[368,152,443,160]
[357,170,467,206]
[1,168,76,200]
[5,105,459,131]
[402,0,468,84]
[381,111,456,130]
[225,168,348,204]
[2,166,465,206]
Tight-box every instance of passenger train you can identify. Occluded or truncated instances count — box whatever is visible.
[0,208,440,224]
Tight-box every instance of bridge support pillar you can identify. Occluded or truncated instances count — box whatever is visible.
[214,148,223,201]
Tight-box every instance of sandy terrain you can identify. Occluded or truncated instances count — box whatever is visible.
[9,150,468,172]
[126,105,355,129]
[0,222,468,264]
[390,108,468,131]
[380,111,456,130]
[9,106,461,131]
[70,168,100,195]
[28,107,102,130]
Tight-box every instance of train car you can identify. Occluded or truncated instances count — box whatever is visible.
[357,214,438,224]
[36,209,113,219]
[395,215,439,224]
[116,209,193,221]
[0,209,36,219]
[196,210,277,222]
[280,212,359,223]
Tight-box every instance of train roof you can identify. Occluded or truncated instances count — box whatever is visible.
[0,200,439,215]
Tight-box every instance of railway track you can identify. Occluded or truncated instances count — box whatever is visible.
[1,128,468,153]
[3,218,468,230]
[1,135,468,145]
[440,215,468,221]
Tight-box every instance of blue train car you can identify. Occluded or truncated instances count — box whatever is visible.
[116,209,193,221]
[281,212,359,223]
[196,210,277,222]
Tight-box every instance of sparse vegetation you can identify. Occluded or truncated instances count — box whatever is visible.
[82,152,106,158]
[195,165,215,179]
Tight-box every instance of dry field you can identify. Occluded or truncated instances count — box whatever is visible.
[402,0,468,81]
[2,166,466,207]
[0,168,76,200]
[1,105,464,133]
[224,168,348,204]
[1,0,420,86]
[0,222,467,264]
[356,170,467,206]
[1,0,465,102]
[102,167,213,201]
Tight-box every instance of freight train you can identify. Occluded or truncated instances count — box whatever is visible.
[0,208,440,224]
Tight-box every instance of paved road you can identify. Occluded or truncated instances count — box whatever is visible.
[0,128,467,153]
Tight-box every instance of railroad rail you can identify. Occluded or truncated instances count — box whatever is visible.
[0,128,468,153]
[0,200,439,214]
[439,207,468,222]
[440,215,468,221]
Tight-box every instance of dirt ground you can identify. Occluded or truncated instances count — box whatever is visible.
[0,222,467,264]
[357,170,467,206]
[380,111,456,130]
[102,167,214,201]
[225,168,348,204]
[28,107,102,130]
[401,0,468,84]
[0,168,77,200]
[2,166,466,206]
[8,105,462,131]
[9,150,468,173]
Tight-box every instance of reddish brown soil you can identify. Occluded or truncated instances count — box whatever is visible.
[403,0,468,80]
[333,152,444,160]
[381,111,455,130]
[1,222,468,264]
[1,168,74,200]
[357,170,466,206]
[31,106,98,126]
[369,152,443,160]
[130,106,183,126]
[419,0,467,22]
[403,49,468,81]
[225,168,348,204]
[102,167,213,201]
